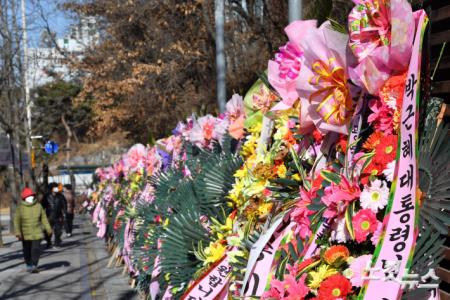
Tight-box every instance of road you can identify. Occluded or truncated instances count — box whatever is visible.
[0,214,138,300]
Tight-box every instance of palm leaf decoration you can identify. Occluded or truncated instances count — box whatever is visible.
[417,121,450,234]
[156,137,243,295]
[403,112,450,298]
[194,152,243,219]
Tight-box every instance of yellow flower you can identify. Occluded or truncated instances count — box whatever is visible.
[257,202,273,217]
[277,164,287,178]
[234,167,247,179]
[204,241,226,265]
[308,264,338,289]
[292,173,301,181]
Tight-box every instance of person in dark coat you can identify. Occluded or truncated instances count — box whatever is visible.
[41,182,67,248]
[63,184,75,236]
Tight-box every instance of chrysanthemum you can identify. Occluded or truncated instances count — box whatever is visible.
[352,209,379,243]
[360,180,390,213]
[346,254,372,287]
[323,245,350,266]
[308,264,338,289]
[317,274,352,299]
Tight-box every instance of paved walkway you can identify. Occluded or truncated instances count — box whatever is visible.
[0,214,138,300]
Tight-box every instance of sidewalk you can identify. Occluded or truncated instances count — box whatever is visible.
[0,214,138,300]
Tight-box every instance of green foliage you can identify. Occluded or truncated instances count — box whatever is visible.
[33,80,92,140]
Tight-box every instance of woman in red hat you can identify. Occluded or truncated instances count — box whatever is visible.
[14,187,52,273]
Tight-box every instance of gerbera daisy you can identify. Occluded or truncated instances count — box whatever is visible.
[362,131,384,151]
[352,209,379,243]
[345,254,372,287]
[360,179,390,213]
[317,274,352,299]
[382,160,396,182]
[323,245,350,266]
[373,134,398,166]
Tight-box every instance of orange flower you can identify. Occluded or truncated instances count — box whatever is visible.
[323,245,350,265]
[284,130,296,146]
[363,132,384,151]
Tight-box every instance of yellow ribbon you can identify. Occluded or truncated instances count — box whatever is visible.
[308,58,353,125]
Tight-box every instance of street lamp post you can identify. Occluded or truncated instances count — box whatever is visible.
[215,0,226,113]
[289,0,303,22]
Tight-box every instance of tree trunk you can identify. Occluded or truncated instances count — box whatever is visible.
[61,115,76,194]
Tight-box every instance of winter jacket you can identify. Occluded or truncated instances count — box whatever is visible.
[64,190,75,214]
[42,193,67,222]
[14,199,52,240]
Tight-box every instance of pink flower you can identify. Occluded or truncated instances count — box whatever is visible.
[295,21,359,134]
[189,115,220,149]
[226,94,245,122]
[348,0,415,94]
[262,278,286,299]
[124,143,147,175]
[285,274,309,300]
[367,98,395,133]
[321,176,360,219]
[262,274,309,300]
[370,221,383,246]
[352,209,379,243]
[269,20,317,112]
[291,188,315,239]
[348,254,372,287]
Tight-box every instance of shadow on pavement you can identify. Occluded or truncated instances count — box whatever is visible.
[39,261,71,270]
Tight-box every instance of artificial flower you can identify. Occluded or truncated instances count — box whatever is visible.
[348,0,415,94]
[292,188,315,239]
[367,98,395,133]
[308,264,338,289]
[322,176,361,219]
[269,20,317,112]
[317,274,352,299]
[296,21,358,134]
[346,254,372,287]
[323,245,350,266]
[352,209,379,243]
[362,131,384,151]
[371,221,384,246]
[203,241,226,266]
[382,160,396,182]
[330,216,350,243]
[373,134,397,166]
[360,179,390,212]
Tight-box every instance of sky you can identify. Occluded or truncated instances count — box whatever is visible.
[27,0,72,47]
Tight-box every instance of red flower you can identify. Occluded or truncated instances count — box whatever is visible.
[373,134,398,166]
[336,134,348,153]
[312,128,324,143]
[317,274,352,299]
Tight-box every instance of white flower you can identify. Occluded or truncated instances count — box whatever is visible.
[330,216,349,243]
[360,179,390,213]
[382,160,396,182]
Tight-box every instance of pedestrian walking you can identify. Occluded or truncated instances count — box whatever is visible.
[41,183,67,248]
[63,184,75,237]
[14,187,52,273]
